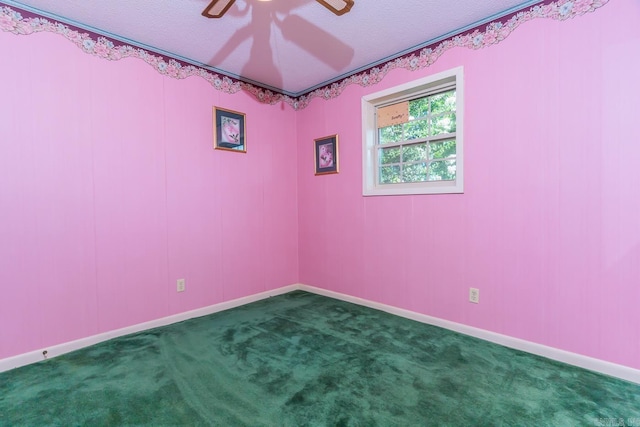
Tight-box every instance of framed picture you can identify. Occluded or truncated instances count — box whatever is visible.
[213,107,246,153]
[314,134,339,175]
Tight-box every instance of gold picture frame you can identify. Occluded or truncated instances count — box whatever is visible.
[314,134,339,175]
[213,106,246,153]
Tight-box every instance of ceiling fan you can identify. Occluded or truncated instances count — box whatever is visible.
[202,0,354,18]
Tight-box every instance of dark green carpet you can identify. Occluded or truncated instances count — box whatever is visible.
[1,291,639,426]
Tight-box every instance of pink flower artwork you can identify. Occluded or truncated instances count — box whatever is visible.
[221,116,240,144]
[319,143,334,168]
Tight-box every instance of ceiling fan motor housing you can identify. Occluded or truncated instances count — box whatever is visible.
[202,0,355,18]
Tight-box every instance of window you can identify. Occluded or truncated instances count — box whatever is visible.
[362,67,463,196]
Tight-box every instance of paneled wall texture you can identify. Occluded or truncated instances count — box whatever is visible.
[1,0,639,370]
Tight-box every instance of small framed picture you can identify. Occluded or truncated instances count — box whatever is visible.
[314,134,339,175]
[213,107,246,153]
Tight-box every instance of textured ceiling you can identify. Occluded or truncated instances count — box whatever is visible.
[1,0,542,96]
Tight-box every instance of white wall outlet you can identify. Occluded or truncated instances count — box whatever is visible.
[177,279,186,293]
[469,287,480,304]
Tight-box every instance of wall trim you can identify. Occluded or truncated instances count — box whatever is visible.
[298,284,640,385]
[0,284,298,373]
[0,0,610,109]
[3,282,639,386]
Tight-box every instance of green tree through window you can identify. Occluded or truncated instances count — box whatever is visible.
[362,66,463,196]
[377,89,457,184]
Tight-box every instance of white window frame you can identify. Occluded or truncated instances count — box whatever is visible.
[362,66,464,196]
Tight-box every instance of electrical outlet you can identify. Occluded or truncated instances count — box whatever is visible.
[469,287,479,304]
[177,279,186,293]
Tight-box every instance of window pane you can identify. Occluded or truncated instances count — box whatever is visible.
[431,113,456,136]
[428,160,456,181]
[409,97,429,119]
[429,140,456,160]
[402,143,427,162]
[364,67,462,195]
[403,163,428,183]
[379,147,401,165]
[404,119,428,140]
[379,124,403,144]
[380,165,402,184]
[431,90,456,115]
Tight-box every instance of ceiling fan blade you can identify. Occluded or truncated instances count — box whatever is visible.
[316,0,354,16]
[202,0,236,18]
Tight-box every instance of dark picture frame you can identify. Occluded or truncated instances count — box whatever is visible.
[314,134,339,175]
[213,107,246,153]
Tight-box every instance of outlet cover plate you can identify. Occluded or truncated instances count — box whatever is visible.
[469,287,479,304]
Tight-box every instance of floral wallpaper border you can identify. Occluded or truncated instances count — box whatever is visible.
[0,0,608,110]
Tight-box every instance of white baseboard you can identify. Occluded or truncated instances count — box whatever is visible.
[298,284,640,385]
[0,284,298,374]
[3,283,639,385]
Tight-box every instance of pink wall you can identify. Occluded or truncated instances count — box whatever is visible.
[0,30,298,360]
[297,0,640,370]
[1,0,638,372]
